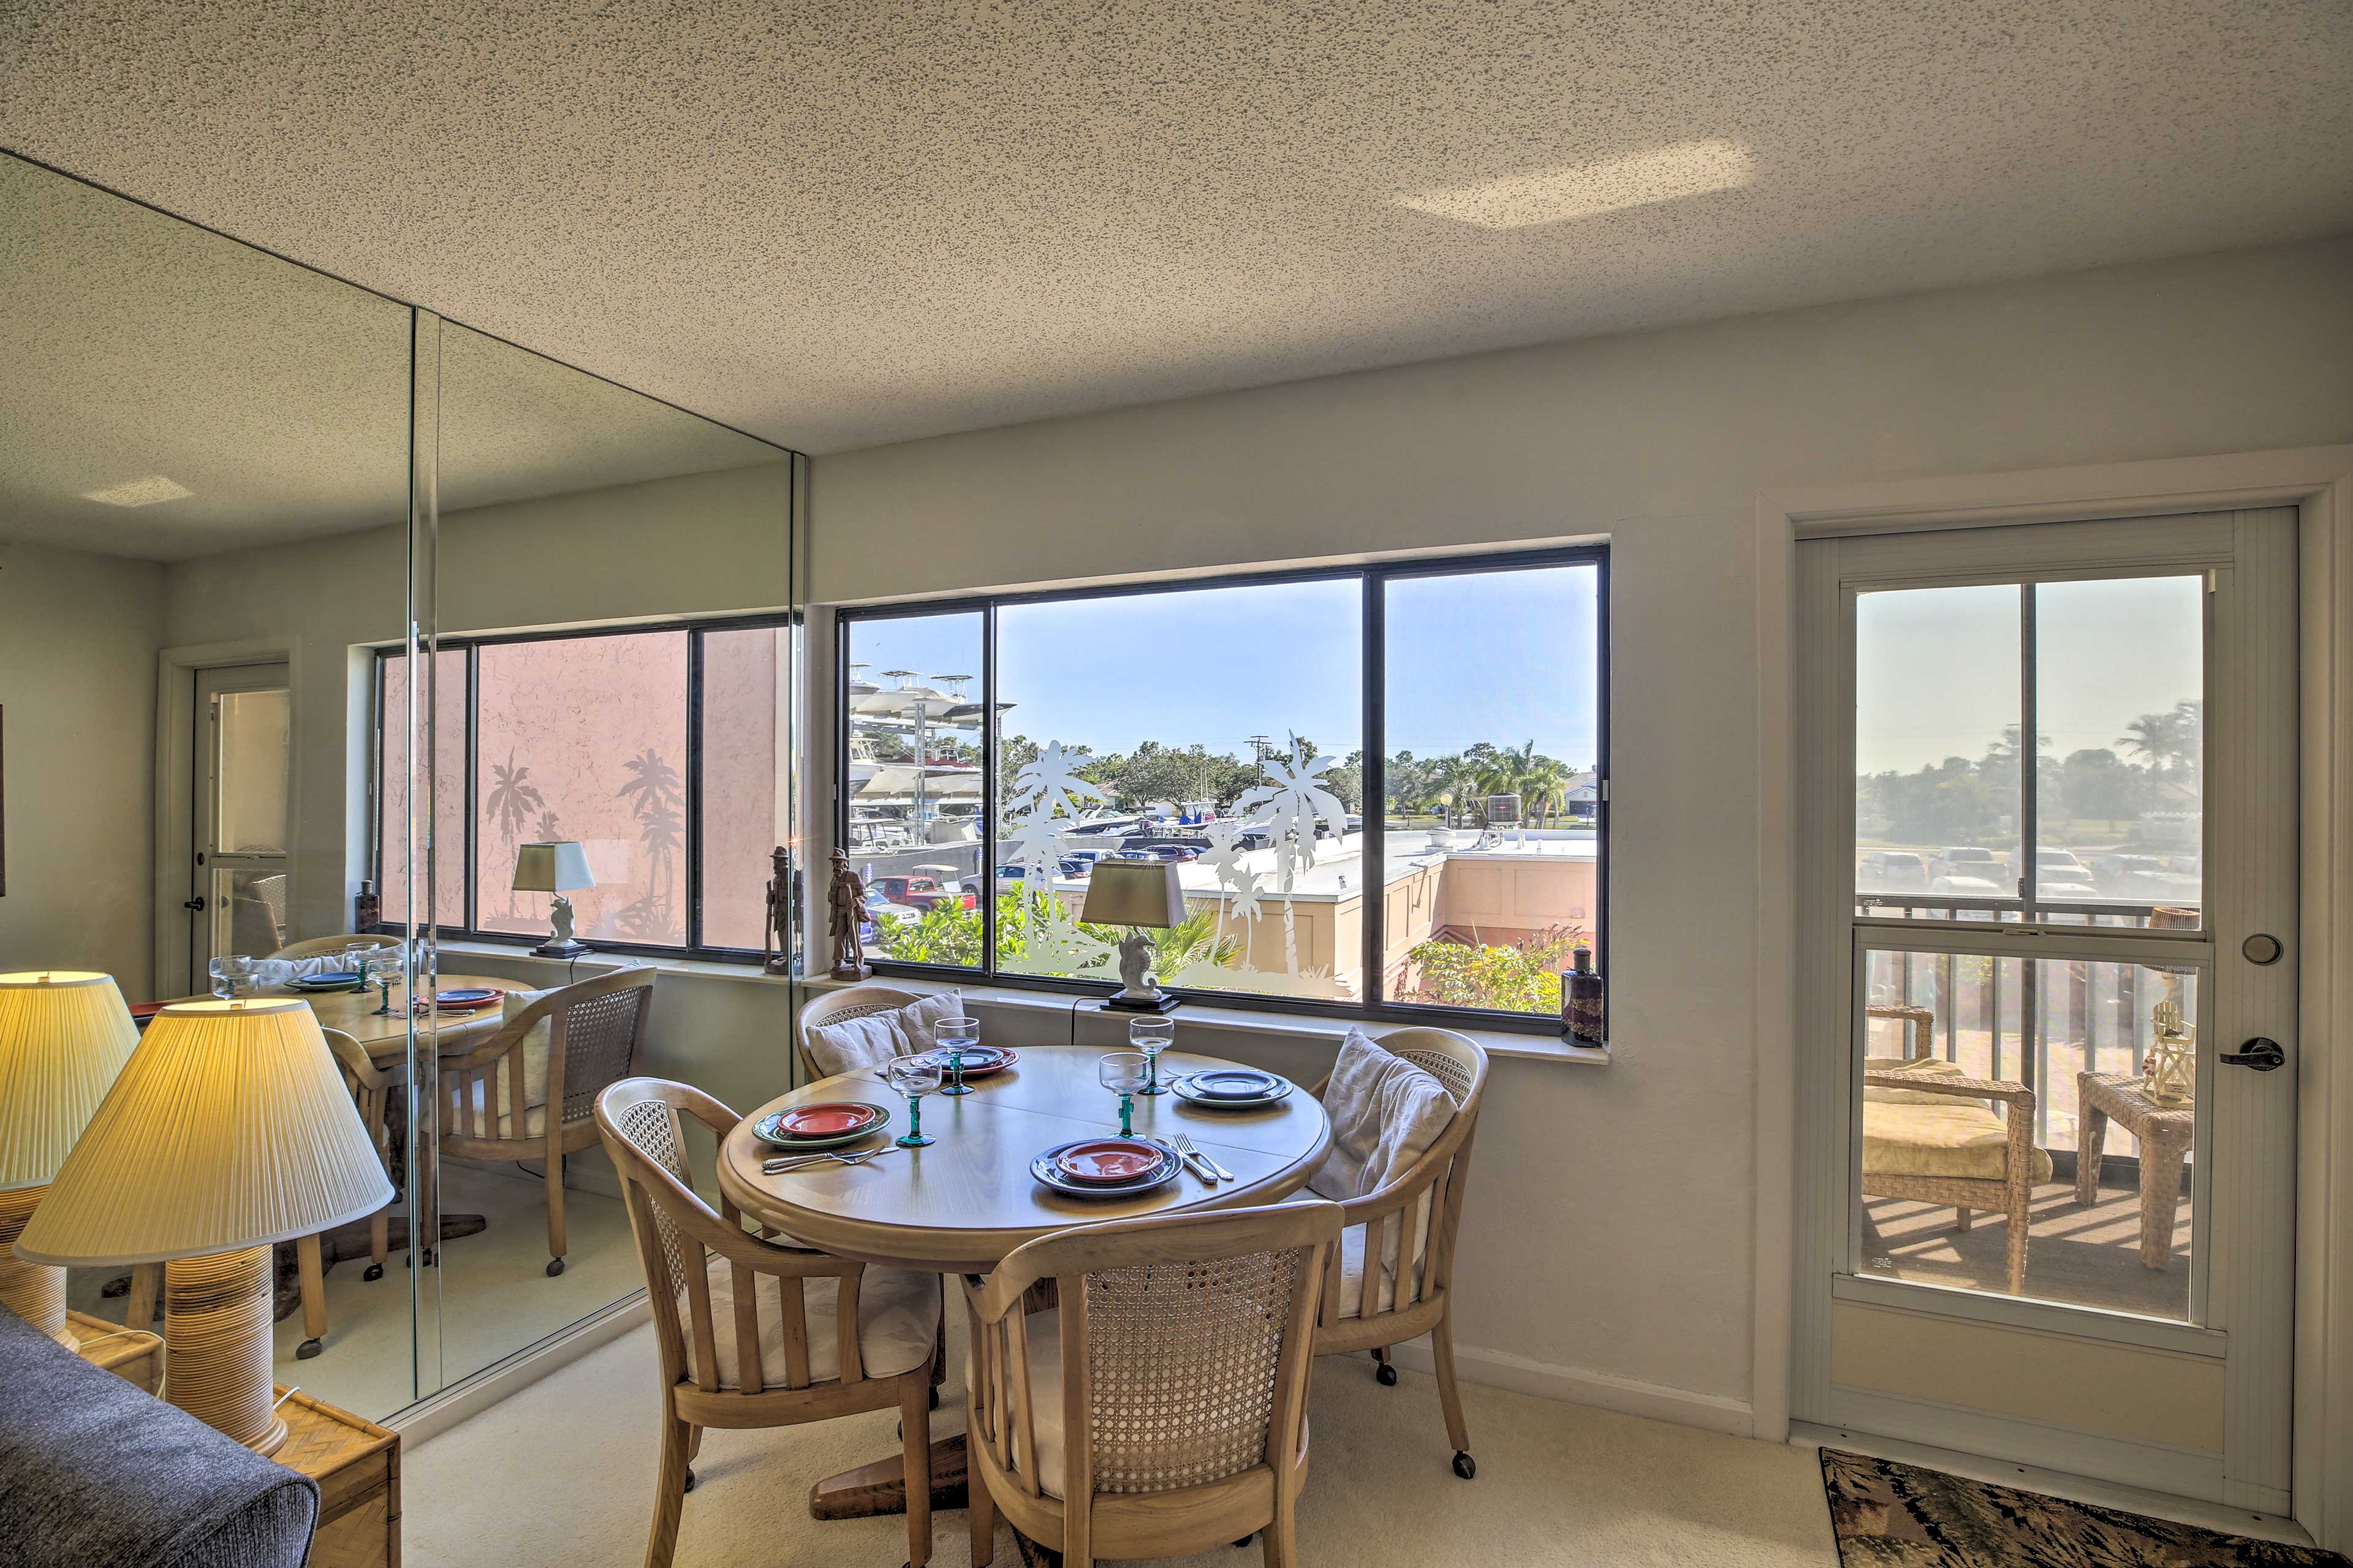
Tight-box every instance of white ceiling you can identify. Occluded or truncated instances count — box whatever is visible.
[2,1,2349,457]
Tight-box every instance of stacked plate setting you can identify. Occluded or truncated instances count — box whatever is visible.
[1169,1067,1290,1108]
[903,1043,1019,1079]
[1030,1136,1181,1198]
[753,1100,890,1152]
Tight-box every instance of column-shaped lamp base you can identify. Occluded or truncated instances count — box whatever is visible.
[164,1246,287,1456]
[0,1185,75,1347]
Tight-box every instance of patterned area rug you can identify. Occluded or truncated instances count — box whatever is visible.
[1821,1449,2349,1567]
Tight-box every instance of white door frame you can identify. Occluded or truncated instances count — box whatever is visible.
[1748,444,2353,1549]
[153,635,301,995]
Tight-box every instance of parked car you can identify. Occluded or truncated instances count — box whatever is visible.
[1058,852,1101,879]
[1929,846,2003,880]
[1143,843,1202,862]
[1858,850,1929,892]
[2034,847,2099,901]
[860,888,920,937]
[869,871,977,912]
[2089,853,2167,896]
[994,862,1029,883]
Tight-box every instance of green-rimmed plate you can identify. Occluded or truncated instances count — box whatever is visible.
[753,1101,892,1150]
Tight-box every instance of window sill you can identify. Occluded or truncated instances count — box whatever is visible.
[430,941,1612,1067]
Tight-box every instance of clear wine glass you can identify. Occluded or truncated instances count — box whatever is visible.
[341,944,378,993]
[1129,1018,1174,1095]
[360,948,402,1016]
[935,1015,980,1096]
[1099,1050,1150,1137]
[885,1054,944,1148]
[209,955,256,999]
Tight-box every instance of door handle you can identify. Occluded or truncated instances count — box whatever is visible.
[2221,1037,2285,1071]
[183,897,207,912]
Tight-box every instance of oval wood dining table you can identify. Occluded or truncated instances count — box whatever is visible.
[714,1045,1333,1529]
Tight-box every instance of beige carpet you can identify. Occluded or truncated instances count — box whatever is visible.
[408,1317,1836,1567]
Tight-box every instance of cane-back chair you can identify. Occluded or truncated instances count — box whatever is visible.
[963,1200,1342,1568]
[1308,1026,1488,1480]
[792,982,926,1081]
[269,932,404,961]
[598,1078,941,1568]
[441,968,654,1276]
[288,1027,403,1360]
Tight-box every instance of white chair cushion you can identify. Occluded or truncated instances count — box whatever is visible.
[1309,1029,1453,1314]
[458,1077,545,1141]
[496,985,556,1118]
[803,991,964,1079]
[966,1306,1075,1500]
[687,1255,939,1390]
[1334,1217,1423,1320]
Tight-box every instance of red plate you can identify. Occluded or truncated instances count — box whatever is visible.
[911,1044,1018,1077]
[1055,1138,1164,1184]
[776,1102,884,1138]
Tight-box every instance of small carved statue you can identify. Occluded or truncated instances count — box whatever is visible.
[828,849,870,980]
[763,844,793,975]
[548,895,578,947]
[1115,930,1156,998]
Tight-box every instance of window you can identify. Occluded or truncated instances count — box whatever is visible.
[839,550,1607,1028]
[373,615,798,959]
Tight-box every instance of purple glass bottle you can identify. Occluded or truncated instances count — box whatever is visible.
[1561,945,1606,1047]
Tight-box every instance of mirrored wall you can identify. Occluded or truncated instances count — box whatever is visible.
[1,150,806,1419]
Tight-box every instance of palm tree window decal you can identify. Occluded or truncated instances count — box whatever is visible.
[485,752,547,919]
[616,747,684,940]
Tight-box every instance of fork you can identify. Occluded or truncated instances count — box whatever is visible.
[1150,1136,1219,1184]
[1170,1133,1236,1183]
[763,1146,896,1175]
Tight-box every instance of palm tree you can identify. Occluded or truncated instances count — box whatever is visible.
[618,748,684,930]
[1518,756,1575,828]
[1235,733,1347,978]
[485,752,545,917]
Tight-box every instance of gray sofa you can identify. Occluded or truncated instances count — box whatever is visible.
[0,1308,318,1567]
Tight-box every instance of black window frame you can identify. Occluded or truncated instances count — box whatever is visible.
[838,546,1609,1035]
[370,610,800,964]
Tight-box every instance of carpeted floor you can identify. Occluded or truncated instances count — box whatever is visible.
[408,1314,1839,1567]
[1820,1449,2347,1567]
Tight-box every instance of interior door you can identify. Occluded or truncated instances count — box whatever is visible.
[1794,510,2298,1513]
[189,662,292,990]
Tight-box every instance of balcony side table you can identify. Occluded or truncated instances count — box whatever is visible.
[2074,1070,2195,1269]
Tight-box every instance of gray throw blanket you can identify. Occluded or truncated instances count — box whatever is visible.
[0,1308,318,1568]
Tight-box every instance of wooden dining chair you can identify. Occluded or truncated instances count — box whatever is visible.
[1309,1027,1489,1480]
[441,968,656,1277]
[793,982,925,1081]
[270,932,404,961]
[597,1077,941,1568]
[290,1028,403,1360]
[963,1200,1343,1568]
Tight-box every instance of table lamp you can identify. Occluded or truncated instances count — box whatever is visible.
[1078,857,1185,1013]
[513,839,595,958]
[16,997,393,1455]
[0,972,142,1347]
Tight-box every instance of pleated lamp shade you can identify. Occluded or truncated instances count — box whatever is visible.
[16,997,394,1268]
[0,971,141,1192]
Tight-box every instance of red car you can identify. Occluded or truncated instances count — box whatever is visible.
[870,872,977,912]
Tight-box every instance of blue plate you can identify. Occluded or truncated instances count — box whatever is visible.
[1189,1068,1281,1099]
[292,972,362,988]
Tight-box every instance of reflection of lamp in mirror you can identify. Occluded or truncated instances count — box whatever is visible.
[0,972,142,1346]
[17,998,392,1453]
[1079,858,1184,1013]
[514,840,595,958]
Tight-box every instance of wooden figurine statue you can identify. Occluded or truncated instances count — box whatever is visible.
[762,844,793,975]
[828,848,869,980]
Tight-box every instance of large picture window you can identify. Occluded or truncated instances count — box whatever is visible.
[840,550,1607,1028]
[373,616,797,959]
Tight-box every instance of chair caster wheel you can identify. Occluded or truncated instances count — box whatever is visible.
[363,1263,384,1282]
[1376,1362,1398,1387]
[1233,1536,1255,1547]
[682,1469,695,1493]
[546,1258,566,1277]
[929,1387,941,1411]
[1452,1451,1476,1480]
[419,1246,434,1268]
[297,1338,323,1360]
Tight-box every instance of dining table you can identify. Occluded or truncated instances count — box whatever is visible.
[715,1044,1334,1529]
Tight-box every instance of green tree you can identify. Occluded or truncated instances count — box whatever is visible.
[1406,924,1586,1013]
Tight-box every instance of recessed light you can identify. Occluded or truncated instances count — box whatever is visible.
[1398,138,1756,230]
[80,475,194,507]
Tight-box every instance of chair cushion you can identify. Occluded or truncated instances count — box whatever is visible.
[458,1077,545,1140]
[1306,1028,1455,1203]
[496,985,556,1116]
[1333,1217,1422,1320]
[803,991,963,1078]
[686,1256,939,1390]
[1863,1097,2055,1183]
[967,1306,1075,1499]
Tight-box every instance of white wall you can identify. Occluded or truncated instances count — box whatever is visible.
[809,235,2353,1425]
[0,542,165,997]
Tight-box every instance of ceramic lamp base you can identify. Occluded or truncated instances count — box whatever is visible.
[1100,990,1179,1014]
[164,1246,288,1456]
[0,1186,75,1347]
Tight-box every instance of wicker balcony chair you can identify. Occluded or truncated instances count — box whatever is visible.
[1859,1002,2047,1294]
[599,1077,941,1568]
[270,932,403,961]
[793,982,926,1081]
[440,968,654,1277]
[962,1200,1343,1568]
[287,1028,404,1361]
[1307,1026,1488,1480]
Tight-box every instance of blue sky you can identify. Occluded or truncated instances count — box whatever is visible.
[846,563,1602,767]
